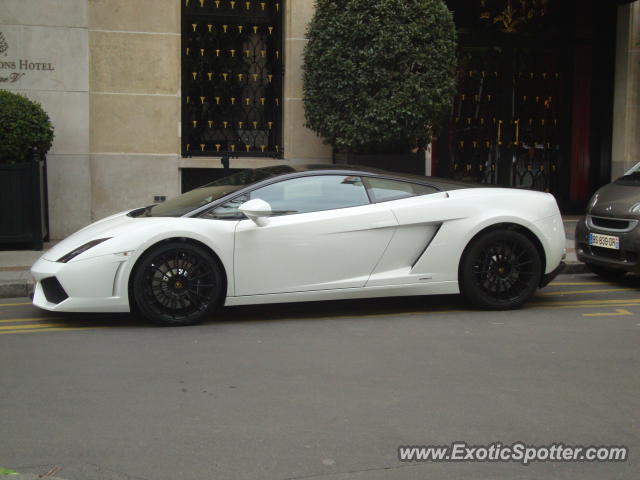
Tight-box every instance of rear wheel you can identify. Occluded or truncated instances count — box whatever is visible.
[133,242,223,326]
[586,263,626,281]
[460,230,542,310]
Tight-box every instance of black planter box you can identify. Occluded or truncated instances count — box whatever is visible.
[0,158,49,250]
[333,151,426,176]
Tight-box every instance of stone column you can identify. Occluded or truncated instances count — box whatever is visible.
[88,0,181,221]
[0,0,91,239]
[611,1,640,180]
[283,0,331,161]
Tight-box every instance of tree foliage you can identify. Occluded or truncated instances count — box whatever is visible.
[303,0,457,153]
[0,89,54,164]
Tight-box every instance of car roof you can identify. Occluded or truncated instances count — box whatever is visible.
[178,163,483,218]
[266,163,483,192]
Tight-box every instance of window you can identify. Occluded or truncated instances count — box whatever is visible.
[181,0,283,158]
[251,175,369,215]
[201,194,248,220]
[203,175,370,219]
[151,166,291,217]
[363,177,438,203]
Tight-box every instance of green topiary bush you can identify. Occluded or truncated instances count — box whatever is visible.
[0,89,54,164]
[303,0,457,154]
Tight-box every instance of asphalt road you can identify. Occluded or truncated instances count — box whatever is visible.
[1,274,638,480]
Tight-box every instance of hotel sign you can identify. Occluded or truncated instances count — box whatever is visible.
[0,31,56,84]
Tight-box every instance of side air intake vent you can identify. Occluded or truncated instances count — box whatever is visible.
[41,277,69,304]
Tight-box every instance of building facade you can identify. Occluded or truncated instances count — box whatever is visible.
[0,0,638,239]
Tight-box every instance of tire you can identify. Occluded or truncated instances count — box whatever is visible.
[586,263,626,281]
[460,229,542,310]
[133,242,224,326]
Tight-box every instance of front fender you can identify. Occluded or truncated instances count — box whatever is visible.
[109,218,237,304]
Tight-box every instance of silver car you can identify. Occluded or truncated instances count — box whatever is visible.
[575,162,640,279]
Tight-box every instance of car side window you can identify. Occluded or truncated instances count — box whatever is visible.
[363,177,438,203]
[249,175,369,216]
[199,194,248,220]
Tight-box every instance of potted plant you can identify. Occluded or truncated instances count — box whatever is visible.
[303,0,457,174]
[0,89,54,249]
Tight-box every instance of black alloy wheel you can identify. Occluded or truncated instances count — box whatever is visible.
[133,242,223,326]
[460,230,542,310]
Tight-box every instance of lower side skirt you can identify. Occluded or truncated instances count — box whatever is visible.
[225,281,460,306]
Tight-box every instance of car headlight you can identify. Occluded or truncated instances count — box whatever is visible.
[57,238,112,263]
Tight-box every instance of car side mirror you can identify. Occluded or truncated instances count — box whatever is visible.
[238,198,272,226]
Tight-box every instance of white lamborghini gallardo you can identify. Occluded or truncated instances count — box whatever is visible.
[32,165,566,325]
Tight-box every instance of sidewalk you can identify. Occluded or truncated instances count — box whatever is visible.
[0,245,50,298]
[0,218,586,299]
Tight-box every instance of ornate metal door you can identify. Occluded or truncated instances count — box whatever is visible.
[181,0,283,158]
[447,46,566,194]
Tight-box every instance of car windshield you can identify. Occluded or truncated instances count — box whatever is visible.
[615,161,640,185]
[148,165,295,217]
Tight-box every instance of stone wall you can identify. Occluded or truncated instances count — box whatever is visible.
[283,0,331,161]
[0,0,90,239]
[612,1,640,180]
[88,0,182,221]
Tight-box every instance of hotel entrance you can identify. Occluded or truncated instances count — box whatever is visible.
[438,0,619,211]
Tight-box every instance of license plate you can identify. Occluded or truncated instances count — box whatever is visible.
[589,233,620,250]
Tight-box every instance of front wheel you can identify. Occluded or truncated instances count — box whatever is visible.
[133,242,224,326]
[460,230,542,310]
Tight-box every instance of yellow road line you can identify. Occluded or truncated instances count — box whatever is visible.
[294,309,468,321]
[288,298,640,319]
[582,309,633,317]
[271,301,640,321]
[0,317,58,324]
[1,298,640,333]
[549,282,610,286]
[0,326,103,335]
[546,303,640,310]
[0,322,69,331]
[539,288,635,296]
[534,297,640,306]
[0,302,32,307]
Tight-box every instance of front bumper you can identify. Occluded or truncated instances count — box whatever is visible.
[31,256,131,313]
[540,261,565,287]
[574,216,640,273]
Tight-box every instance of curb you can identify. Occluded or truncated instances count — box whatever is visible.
[0,281,34,299]
[0,264,590,299]
[562,261,588,275]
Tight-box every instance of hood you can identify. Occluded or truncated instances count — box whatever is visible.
[43,210,159,261]
[588,182,640,219]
